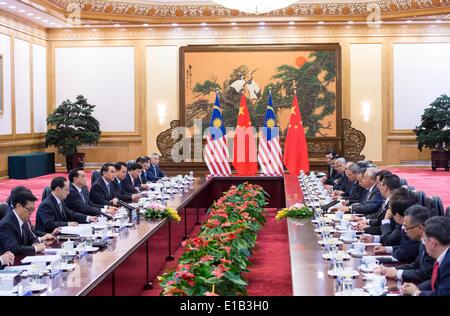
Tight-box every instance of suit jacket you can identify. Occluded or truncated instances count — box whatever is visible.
[325,166,338,185]
[111,178,133,203]
[89,177,117,206]
[348,182,366,205]
[364,200,390,235]
[351,185,384,216]
[3,203,46,238]
[0,211,39,256]
[121,173,140,194]
[146,164,166,182]
[392,229,420,263]
[35,194,88,233]
[65,183,104,217]
[419,248,450,296]
[397,243,434,284]
[333,173,350,192]
[380,221,402,246]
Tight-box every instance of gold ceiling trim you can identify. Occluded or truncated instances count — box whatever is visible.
[43,0,450,19]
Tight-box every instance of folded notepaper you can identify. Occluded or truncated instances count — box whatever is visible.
[60,225,93,237]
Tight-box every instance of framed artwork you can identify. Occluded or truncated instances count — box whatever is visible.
[0,54,3,115]
[179,44,342,142]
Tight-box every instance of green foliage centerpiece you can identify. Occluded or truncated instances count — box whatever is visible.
[158,183,268,296]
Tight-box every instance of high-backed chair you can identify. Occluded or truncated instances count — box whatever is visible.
[432,196,444,216]
[417,191,427,207]
[423,196,435,216]
[41,186,52,201]
[399,178,409,186]
[127,160,135,170]
[446,206,450,217]
[0,203,9,221]
[91,170,100,186]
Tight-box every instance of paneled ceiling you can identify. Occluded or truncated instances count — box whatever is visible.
[0,0,449,28]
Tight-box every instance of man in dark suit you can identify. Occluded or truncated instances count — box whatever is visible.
[36,177,97,233]
[338,168,384,215]
[5,186,61,237]
[378,205,434,283]
[111,162,140,203]
[66,168,113,218]
[89,163,120,207]
[355,174,401,234]
[134,156,151,190]
[322,151,339,185]
[372,187,420,263]
[402,216,450,296]
[121,163,143,195]
[147,153,166,182]
[0,251,14,268]
[0,191,47,255]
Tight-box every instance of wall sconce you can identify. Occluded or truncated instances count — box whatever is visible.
[157,103,167,125]
[362,101,371,123]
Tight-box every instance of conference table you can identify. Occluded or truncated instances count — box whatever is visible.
[18,175,286,296]
[16,174,400,296]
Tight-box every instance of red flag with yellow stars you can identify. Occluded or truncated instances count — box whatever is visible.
[233,94,258,175]
[283,94,310,174]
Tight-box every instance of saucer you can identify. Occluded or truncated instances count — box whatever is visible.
[327,269,359,278]
[322,252,351,261]
[348,250,367,258]
[318,239,343,246]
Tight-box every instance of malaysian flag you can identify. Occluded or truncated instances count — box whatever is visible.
[258,92,284,175]
[204,91,231,176]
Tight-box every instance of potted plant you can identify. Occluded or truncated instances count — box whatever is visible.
[413,94,450,171]
[45,95,101,172]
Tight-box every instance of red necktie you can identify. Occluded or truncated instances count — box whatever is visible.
[431,261,440,290]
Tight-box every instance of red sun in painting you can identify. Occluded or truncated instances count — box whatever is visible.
[296,56,307,68]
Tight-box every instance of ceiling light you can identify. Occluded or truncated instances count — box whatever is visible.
[201,22,208,26]
[259,21,266,26]
[288,21,295,25]
[26,13,34,16]
[49,22,56,25]
[435,19,442,23]
[230,22,237,26]
[19,9,25,13]
[142,23,149,26]
[0,2,8,5]
[8,5,16,9]
[211,0,297,15]
[318,21,325,24]
[114,23,121,27]
[43,19,49,23]
[347,21,354,24]
[406,20,413,23]
[171,23,178,27]
[35,16,42,20]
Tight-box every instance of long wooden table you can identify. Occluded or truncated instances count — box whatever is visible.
[284,174,402,296]
[21,175,287,296]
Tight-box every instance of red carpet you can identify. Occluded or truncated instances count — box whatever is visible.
[142,208,293,296]
[386,168,450,209]
[245,208,293,296]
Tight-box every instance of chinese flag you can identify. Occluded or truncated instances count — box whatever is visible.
[233,94,258,175]
[283,94,310,174]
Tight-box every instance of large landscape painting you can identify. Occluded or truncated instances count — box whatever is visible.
[180,44,341,138]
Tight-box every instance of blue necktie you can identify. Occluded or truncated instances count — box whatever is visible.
[106,183,111,196]
[153,166,157,177]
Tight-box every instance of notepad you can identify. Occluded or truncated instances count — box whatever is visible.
[20,255,61,264]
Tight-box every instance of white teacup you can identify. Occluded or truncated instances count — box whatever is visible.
[362,256,379,267]
[353,242,366,254]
